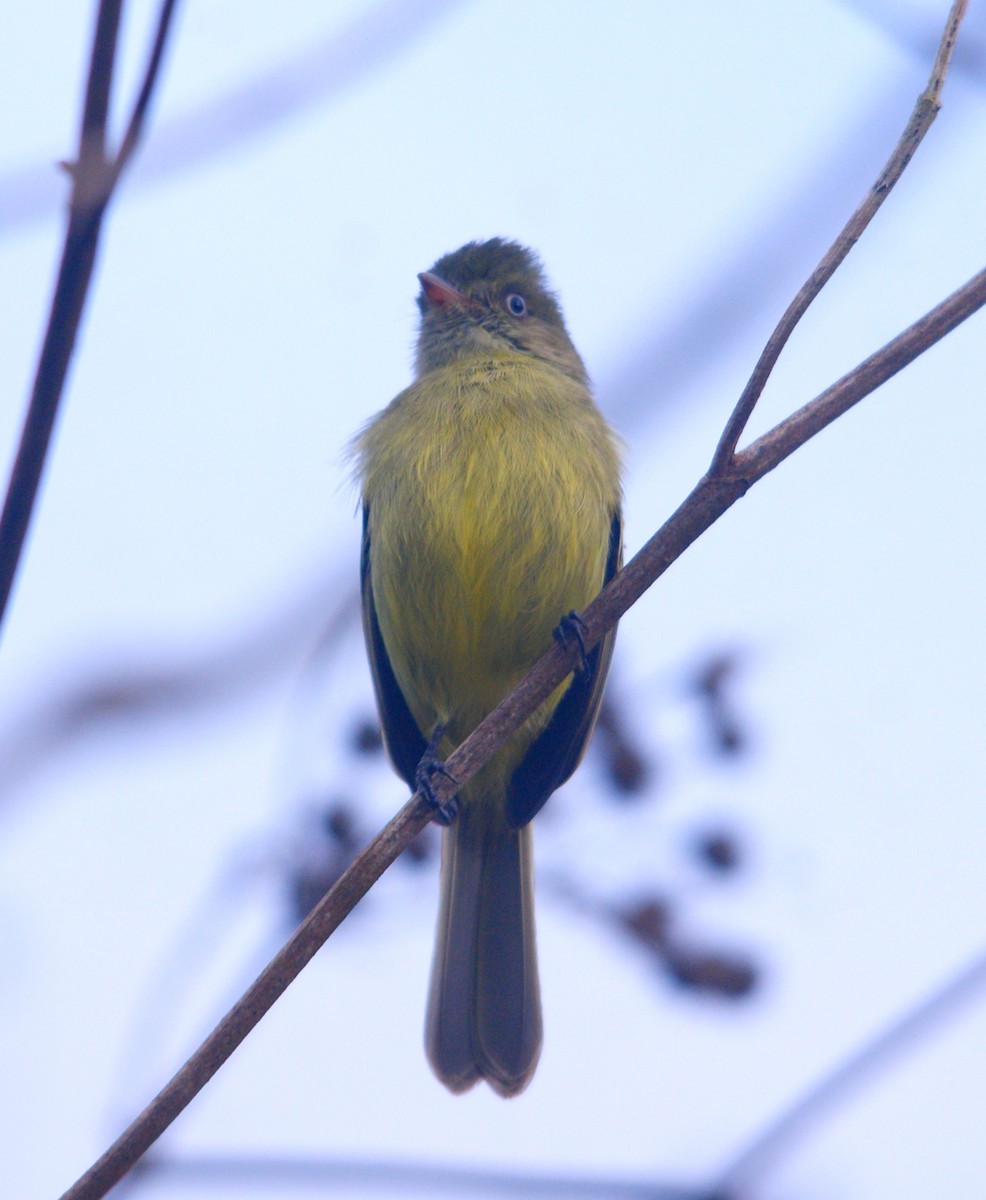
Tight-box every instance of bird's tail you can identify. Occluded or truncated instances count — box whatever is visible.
[425,797,542,1097]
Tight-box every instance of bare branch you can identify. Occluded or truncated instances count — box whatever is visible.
[709,0,968,475]
[112,0,181,183]
[0,0,467,236]
[78,0,122,167]
[740,264,986,480]
[0,0,180,644]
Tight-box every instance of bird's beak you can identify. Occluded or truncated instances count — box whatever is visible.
[418,271,468,309]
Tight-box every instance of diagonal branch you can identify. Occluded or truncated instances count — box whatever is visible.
[58,260,986,1200]
[709,0,967,476]
[0,0,181,644]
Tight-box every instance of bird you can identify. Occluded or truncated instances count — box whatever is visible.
[353,238,622,1096]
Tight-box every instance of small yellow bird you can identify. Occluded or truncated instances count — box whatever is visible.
[354,239,622,1096]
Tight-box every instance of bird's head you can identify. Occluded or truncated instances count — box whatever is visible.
[414,238,587,384]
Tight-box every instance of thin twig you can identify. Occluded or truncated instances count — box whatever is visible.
[740,263,986,480]
[0,0,180,643]
[57,260,986,1200]
[709,0,967,475]
[78,0,122,162]
[711,945,986,1196]
[112,0,181,183]
[2,0,466,235]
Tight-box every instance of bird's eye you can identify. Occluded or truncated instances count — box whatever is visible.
[504,293,528,317]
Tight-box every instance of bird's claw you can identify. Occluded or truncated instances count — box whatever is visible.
[416,759,461,825]
[554,609,590,672]
[415,725,461,825]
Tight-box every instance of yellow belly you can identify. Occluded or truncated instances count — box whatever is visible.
[361,353,620,774]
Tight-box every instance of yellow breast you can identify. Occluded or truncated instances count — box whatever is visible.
[359,353,620,754]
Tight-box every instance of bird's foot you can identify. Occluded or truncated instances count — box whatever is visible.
[415,724,460,825]
[554,610,589,673]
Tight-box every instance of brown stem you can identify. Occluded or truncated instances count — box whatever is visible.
[112,0,181,183]
[709,0,968,476]
[0,0,180,642]
[79,0,123,159]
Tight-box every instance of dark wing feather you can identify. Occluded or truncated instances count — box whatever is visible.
[505,511,623,829]
[360,504,427,787]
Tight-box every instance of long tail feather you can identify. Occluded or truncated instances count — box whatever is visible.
[425,801,541,1096]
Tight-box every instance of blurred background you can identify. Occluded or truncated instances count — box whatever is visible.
[1,1,984,1197]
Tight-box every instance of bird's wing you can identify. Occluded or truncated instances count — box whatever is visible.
[505,510,623,829]
[360,503,428,787]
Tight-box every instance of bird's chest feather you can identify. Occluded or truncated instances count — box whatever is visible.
[412,397,600,629]
[364,361,615,723]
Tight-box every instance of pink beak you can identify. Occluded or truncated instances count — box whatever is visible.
[418,271,467,308]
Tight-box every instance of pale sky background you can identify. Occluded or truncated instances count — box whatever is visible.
[1,2,985,1198]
